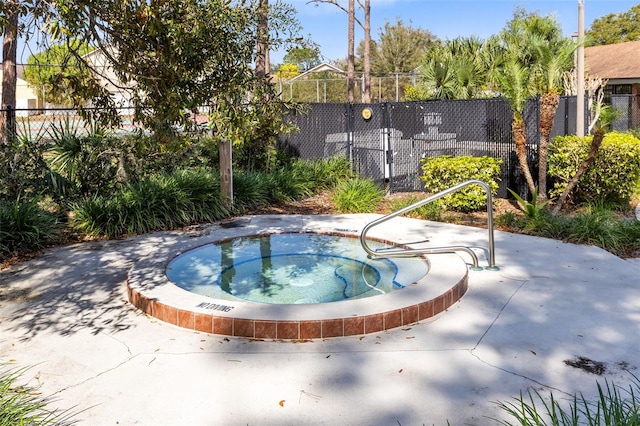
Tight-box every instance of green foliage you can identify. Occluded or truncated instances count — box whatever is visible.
[289,156,353,191]
[282,47,321,71]
[0,120,52,200]
[71,168,229,238]
[45,118,125,199]
[43,0,304,140]
[50,0,257,133]
[508,187,549,218]
[0,198,58,261]
[586,4,640,46]
[0,365,77,425]
[490,9,573,117]
[494,374,640,425]
[548,132,640,204]
[232,171,273,212]
[373,17,438,74]
[416,37,494,100]
[333,178,384,213]
[23,41,95,105]
[563,202,640,255]
[233,156,352,213]
[498,201,640,257]
[70,157,350,239]
[211,85,299,172]
[420,155,502,212]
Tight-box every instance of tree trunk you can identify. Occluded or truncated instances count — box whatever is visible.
[255,0,270,79]
[552,128,605,215]
[1,2,19,145]
[513,117,536,197]
[362,0,371,103]
[537,92,560,202]
[347,0,355,103]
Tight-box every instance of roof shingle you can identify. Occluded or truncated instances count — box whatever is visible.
[585,40,640,79]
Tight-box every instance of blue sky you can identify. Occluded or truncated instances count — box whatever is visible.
[272,0,640,64]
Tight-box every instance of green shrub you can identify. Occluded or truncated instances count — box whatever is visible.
[548,132,640,204]
[0,198,58,260]
[420,155,502,212]
[232,171,273,212]
[333,178,384,213]
[0,121,52,201]
[71,168,229,238]
[290,156,353,192]
[46,118,125,199]
[233,157,351,213]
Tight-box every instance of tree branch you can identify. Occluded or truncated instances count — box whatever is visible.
[306,0,364,29]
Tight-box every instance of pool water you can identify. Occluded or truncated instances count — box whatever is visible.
[166,233,430,304]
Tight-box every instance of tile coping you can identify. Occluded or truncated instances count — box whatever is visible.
[126,215,469,339]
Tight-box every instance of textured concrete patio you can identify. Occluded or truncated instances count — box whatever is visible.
[1,214,639,425]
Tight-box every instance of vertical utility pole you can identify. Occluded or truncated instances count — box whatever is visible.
[363,0,371,103]
[576,0,585,136]
[347,0,355,103]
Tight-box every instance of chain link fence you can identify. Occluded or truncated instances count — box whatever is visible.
[0,105,214,143]
[2,95,639,198]
[278,95,640,198]
[277,74,418,103]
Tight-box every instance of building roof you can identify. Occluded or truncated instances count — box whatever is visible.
[585,40,640,80]
[286,62,346,83]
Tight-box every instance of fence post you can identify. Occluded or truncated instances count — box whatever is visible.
[383,102,395,194]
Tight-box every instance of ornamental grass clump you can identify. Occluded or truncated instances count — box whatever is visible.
[493,374,640,425]
[0,198,59,262]
[0,365,77,425]
[333,178,384,213]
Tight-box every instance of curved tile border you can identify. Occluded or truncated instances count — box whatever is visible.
[126,215,469,339]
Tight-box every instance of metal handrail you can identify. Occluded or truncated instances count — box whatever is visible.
[359,179,498,270]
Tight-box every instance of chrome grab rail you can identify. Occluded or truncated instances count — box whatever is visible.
[359,179,498,270]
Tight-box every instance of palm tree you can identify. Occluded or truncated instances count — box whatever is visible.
[417,37,494,100]
[491,57,537,196]
[531,35,575,201]
[491,9,574,199]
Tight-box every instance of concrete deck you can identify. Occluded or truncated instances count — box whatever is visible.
[1,214,639,425]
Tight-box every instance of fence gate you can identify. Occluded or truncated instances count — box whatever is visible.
[349,103,389,187]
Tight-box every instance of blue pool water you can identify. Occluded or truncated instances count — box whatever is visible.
[166,233,429,304]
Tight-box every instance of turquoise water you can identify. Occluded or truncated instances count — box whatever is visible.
[166,233,429,304]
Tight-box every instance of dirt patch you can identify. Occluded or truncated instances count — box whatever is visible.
[250,190,523,227]
[564,356,607,375]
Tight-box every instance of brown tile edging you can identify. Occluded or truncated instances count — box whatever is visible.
[126,273,468,339]
[126,217,472,340]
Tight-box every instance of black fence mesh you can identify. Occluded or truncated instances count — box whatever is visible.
[611,95,640,132]
[3,94,639,198]
[278,95,640,198]
[278,103,349,159]
[280,99,541,197]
